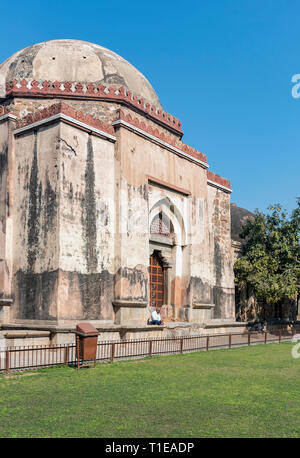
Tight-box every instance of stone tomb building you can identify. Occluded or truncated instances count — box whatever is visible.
[0,40,237,341]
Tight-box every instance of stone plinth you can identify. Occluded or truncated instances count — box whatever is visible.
[112,300,148,326]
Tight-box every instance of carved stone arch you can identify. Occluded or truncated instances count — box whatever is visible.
[149,197,186,246]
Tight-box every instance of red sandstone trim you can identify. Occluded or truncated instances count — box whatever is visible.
[117,109,207,164]
[15,102,115,136]
[0,105,6,116]
[4,80,183,136]
[146,175,191,195]
[207,171,231,190]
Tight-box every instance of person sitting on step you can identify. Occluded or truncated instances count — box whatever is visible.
[149,307,164,325]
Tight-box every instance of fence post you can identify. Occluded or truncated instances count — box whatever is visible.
[229,334,232,349]
[248,332,251,346]
[279,330,281,344]
[180,338,183,354]
[111,343,115,362]
[206,336,209,351]
[264,331,267,344]
[5,349,10,375]
[76,335,80,370]
[149,340,153,357]
[64,345,69,366]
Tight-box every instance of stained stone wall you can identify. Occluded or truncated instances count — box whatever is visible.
[12,124,60,322]
[0,39,237,328]
[0,121,9,297]
[207,185,235,319]
[56,123,116,323]
[0,99,235,326]
[0,118,12,325]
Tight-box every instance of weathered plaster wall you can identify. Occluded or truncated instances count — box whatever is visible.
[11,124,60,321]
[114,125,224,322]
[206,184,235,319]
[1,96,235,326]
[0,117,16,322]
[0,120,9,296]
[115,124,207,195]
[115,124,198,310]
[56,123,115,323]
[187,192,213,319]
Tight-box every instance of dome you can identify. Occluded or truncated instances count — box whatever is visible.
[0,39,162,108]
[230,203,254,243]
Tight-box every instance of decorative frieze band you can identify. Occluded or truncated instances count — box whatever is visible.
[113,109,208,167]
[1,101,232,190]
[14,101,115,137]
[207,171,232,193]
[4,79,183,136]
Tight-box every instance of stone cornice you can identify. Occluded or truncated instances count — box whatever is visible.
[192,303,215,309]
[3,79,183,137]
[112,110,208,168]
[112,300,148,308]
[207,171,232,193]
[0,104,18,122]
[147,175,191,196]
[13,102,116,141]
[15,101,114,134]
[0,113,18,123]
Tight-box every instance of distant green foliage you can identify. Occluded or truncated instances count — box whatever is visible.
[234,200,300,306]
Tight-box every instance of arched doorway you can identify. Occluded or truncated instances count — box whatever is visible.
[148,198,188,320]
[149,252,164,308]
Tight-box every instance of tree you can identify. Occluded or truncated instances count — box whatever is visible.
[234,200,300,316]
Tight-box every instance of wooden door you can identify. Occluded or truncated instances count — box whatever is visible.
[150,253,164,308]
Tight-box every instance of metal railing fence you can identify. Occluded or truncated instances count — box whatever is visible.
[0,329,297,374]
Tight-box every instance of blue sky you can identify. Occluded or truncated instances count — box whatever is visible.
[0,0,299,214]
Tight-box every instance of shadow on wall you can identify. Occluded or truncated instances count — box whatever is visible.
[213,237,234,319]
[14,269,58,321]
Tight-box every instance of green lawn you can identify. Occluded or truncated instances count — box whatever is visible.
[0,342,299,438]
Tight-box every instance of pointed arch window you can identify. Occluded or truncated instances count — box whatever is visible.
[150,212,172,238]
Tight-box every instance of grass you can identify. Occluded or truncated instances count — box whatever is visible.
[0,342,299,438]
